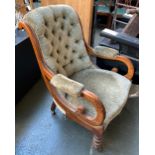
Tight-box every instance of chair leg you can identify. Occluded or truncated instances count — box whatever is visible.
[92,127,104,151]
[51,101,56,115]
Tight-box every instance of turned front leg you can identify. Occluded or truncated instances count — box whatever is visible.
[92,127,104,151]
[51,101,56,115]
[92,134,103,151]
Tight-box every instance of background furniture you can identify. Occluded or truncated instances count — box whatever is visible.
[16,0,33,15]
[112,0,139,29]
[15,29,40,103]
[95,0,114,28]
[41,0,94,44]
[97,8,139,84]
[19,5,134,151]
[94,0,138,29]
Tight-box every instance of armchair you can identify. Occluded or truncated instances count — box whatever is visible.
[18,5,134,151]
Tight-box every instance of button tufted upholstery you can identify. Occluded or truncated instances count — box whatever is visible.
[23,5,132,130]
[23,5,92,76]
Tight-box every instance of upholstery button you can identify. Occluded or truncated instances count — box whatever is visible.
[44,31,48,38]
[72,50,76,53]
[44,20,48,27]
[58,36,61,41]
[63,15,66,19]
[51,41,54,46]
[57,50,60,54]
[71,22,75,26]
[65,44,69,49]
[52,29,55,35]
[61,24,64,30]
[54,16,57,22]
[75,40,79,43]
[64,93,68,98]
[64,56,67,59]
[67,31,71,37]
[56,59,59,63]
[79,55,83,59]
[70,60,73,63]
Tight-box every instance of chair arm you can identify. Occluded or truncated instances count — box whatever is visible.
[113,55,134,80]
[50,74,84,97]
[86,45,134,80]
[93,46,119,59]
[50,74,105,126]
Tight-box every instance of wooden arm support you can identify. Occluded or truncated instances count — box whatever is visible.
[86,44,134,80]
[80,89,106,126]
[113,55,134,80]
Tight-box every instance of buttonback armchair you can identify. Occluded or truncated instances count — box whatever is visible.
[18,5,134,151]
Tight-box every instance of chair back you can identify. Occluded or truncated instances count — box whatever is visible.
[23,5,92,76]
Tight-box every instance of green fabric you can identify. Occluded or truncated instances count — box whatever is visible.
[97,5,110,13]
[50,74,84,97]
[23,5,92,77]
[68,67,131,128]
[114,8,126,15]
[96,5,127,15]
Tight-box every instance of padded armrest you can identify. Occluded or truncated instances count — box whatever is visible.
[100,28,139,48]
[50,74,84,97]
[93,46,119,59]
